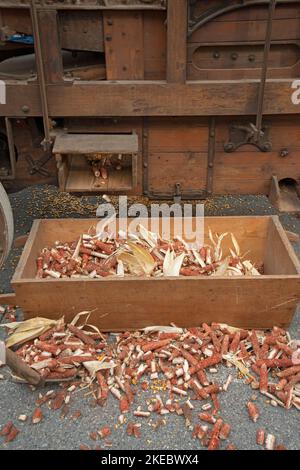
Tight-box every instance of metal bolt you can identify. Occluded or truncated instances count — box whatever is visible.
[262,142,272,152]
[224,142,235,152]
[21,105,29,113]
[248,54,255,62]
[280,148,289,158]
[231,52,238,61]
[213,51,220,59]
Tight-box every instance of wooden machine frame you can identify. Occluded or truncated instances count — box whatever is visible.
[0,0,299,204]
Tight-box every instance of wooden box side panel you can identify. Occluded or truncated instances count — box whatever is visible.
[13,277,300,330]
[264,216,300,275]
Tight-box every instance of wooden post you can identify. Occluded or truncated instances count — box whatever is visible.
[36,10,63,83]
[167,0,188,84]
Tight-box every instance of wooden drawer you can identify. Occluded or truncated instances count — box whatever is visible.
[12,216,300,331]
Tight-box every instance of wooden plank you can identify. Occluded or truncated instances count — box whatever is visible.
[213,179,271,195]
[189,18,300,43]
[167,0,187,83]
[144,11,167,80]
[37,10,63,84]
[103,11,144,80]
[47,80,300,117]
[1,8,32,34]
[148,152,208,194]
[196,4,300,23]
[13,219,42,280]
[214,152,300,180]
[1,80,299,117]
[12,277,300,330]
[59,11,104,52]
[264,216,300,275]
[53,134,138,154]
[148,118,208,152]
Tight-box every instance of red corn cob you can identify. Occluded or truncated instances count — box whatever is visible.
[247,402,260,422]
[259,363,268,393]
[32,407,43,424]
[208,418,223,451]
[256,429,265,446]
[220,422,231,440]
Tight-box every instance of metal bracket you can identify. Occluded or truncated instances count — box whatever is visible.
[224,122,272,153]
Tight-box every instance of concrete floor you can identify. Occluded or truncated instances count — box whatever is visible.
[0,185,299,450]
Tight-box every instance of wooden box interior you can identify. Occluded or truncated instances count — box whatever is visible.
[14,216,300,280]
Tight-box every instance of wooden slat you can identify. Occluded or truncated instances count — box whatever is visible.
[53,133,138,154]
[37,10,63,83]
[144,11,167,80]
[103,11,144,80]
[167,0,187,83]
[189,18,300,43]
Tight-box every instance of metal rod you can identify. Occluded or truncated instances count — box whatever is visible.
[4,117,16,180]
[30,0,51,151]
[256,0,276,133]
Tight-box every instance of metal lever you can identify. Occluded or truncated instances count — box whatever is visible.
[224,0,276,153]
[256,0,276,136]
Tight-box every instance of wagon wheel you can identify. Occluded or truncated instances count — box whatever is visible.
[0,182,14,268]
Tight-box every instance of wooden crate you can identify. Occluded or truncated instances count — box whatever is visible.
[11,216,300,330]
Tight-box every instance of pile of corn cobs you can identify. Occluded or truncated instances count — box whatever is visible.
[2,314,299,450]
[36,225,261,279]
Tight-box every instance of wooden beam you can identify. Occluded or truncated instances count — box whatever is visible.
[167,0,187,83]
[1,80,299,117]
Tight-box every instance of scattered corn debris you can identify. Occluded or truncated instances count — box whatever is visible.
[1,312,299,450]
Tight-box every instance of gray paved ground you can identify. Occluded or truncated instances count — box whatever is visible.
[0,185,299,450]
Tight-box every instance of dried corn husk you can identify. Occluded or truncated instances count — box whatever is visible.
[163,250,185,277]
[117,251,145,276]
[127,242,156,276]
[2,317,63,348]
